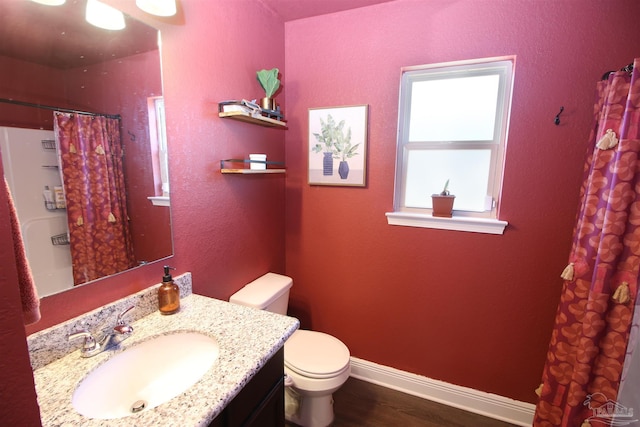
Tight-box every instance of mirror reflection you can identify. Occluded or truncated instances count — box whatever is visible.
[0,0,172,297]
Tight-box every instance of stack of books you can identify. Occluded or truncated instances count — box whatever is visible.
[218,99,285,121]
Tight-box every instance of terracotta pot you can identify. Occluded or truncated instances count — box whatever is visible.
[431,194,455,217]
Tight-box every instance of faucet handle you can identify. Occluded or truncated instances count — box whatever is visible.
[114,305,135,335]
[116,305,135,325]
[69,330,97,352]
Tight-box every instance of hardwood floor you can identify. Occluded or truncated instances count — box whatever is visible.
[286,377,519,427]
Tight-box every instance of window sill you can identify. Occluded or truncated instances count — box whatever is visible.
[148,196,170,207]
[385,212,507,235]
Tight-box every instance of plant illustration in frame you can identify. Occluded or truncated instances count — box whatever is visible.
[308,105,368,186]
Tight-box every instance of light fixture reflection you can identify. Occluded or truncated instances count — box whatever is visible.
[85,0,126,31]
[30,0,66,5]
[135,0,177,17]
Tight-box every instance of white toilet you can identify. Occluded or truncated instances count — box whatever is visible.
[229,273,351,427]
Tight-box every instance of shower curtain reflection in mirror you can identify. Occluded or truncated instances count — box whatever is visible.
[54,111,135,285]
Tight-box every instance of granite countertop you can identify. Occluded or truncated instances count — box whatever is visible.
[30,280,299,427]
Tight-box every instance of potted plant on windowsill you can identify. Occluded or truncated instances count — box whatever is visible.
[431,179,455,217]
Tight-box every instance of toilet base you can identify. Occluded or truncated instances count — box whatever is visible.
[285,387,335,427]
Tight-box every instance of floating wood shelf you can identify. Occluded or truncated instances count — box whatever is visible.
[221,168,286,174]
[218,111,286,128]
[220,159,285,174]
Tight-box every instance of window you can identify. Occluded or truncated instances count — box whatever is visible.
[147,96,170,206]
[386,57,514,234]
[153,97,169,197]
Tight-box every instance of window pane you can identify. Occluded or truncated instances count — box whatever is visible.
[392,57,514,223]
[404,149,491,211]
[154,98,170,196]
[408,74,500,142]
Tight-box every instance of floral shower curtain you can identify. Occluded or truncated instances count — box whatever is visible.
[54,112,135,285]
[534,59,640,426]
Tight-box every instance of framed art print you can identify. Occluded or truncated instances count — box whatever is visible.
[308,105,368,186]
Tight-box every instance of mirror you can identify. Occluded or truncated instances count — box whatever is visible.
[0,0,172,297]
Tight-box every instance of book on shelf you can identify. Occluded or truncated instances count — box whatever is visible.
[218,99,285,121]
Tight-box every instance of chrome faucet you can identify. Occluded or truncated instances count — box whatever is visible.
[69,306,135,358]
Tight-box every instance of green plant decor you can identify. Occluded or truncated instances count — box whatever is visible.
[256,68,280,98]
[440,179,451,196]
[312,114,360,160]
[336,126,360,161]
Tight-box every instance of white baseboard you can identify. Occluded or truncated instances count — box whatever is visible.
[349,357,535,426]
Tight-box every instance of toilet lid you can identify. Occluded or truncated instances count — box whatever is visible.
[284,330,350,379]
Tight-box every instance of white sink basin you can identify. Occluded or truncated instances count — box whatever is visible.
[72,331,219,419]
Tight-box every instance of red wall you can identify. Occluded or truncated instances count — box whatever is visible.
[0,56,69,129]
[283,0,640,404]
[4,0,640,423]
[3,1,286,423]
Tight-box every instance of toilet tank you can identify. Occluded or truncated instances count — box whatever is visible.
[229,273,293,315]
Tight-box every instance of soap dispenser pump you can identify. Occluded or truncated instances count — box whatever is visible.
[158,265,180,315]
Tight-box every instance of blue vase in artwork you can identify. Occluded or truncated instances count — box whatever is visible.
[323,152,334,176]
[338,161,349,179]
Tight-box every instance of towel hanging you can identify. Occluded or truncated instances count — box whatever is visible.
[4,177,40,325]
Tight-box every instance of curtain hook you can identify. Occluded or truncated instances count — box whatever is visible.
[554,106,564,125]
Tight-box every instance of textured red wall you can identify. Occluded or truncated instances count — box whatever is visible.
[4,1,286,423]
[6,1,640,423]
[0,56,69,129]
[155,0,287,299]
[283,0,640,404]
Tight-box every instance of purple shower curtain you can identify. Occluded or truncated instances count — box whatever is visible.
[54,112,135,285]
[534,59,640,426]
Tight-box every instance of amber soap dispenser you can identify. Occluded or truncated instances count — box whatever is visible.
[158,265,180,315]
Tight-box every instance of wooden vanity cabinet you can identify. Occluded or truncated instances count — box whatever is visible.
[209,347,285,427]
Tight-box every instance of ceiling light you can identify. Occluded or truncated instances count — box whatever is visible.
[135,0,177,17]
[30,0,66,5]
[85,0,126,31]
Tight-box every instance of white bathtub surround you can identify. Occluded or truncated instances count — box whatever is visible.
[1,126,72,297]
[28,273,299,426]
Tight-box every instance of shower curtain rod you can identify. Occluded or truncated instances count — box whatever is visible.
[0,98,121,120]
[601,62,634,81]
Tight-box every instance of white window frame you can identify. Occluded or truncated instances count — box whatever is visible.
[386,56,514,234]
[154,97,170,197]
[147,96,170,207]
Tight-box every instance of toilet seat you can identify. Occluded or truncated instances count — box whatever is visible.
[284,330,350,379]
